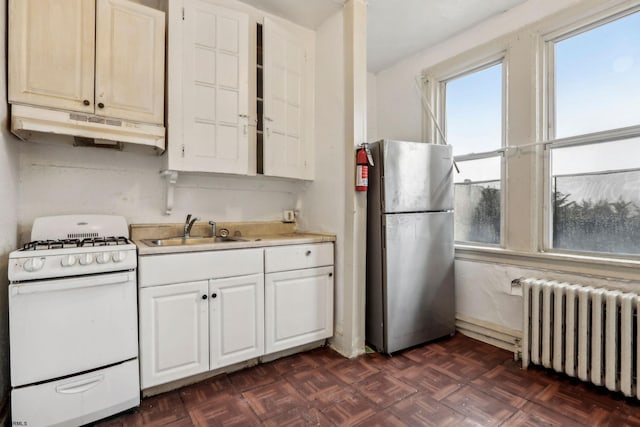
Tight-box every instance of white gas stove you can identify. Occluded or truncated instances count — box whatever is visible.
[8,215,140,427]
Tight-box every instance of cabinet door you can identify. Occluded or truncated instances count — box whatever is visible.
[209,274,264,369]
[180,1,250,173]
[8,0,95,113]
[263,18,314,180]
[95,0,165,124]
[265,266,333,354]
[139,281,209,389]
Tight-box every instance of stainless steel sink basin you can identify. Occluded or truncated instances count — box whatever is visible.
[142,236,248,247]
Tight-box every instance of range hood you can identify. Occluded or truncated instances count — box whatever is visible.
[10,104,166,153]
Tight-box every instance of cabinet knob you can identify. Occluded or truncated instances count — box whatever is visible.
[211,293,217,299]
[329,273,333,277]
[98,102,105,109]
[202,295,208,300]
[83,99,90,106]
[306,250,312,256]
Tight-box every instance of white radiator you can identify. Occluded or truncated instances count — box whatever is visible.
[521,278,639,398]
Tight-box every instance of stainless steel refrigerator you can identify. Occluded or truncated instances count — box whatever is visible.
[366,139,455,354]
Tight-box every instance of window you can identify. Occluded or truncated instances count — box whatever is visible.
[441,61,504,245]
[546,8,640,256]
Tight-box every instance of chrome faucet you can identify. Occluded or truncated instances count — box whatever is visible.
[183,214,199,238]
[208,221,217,237]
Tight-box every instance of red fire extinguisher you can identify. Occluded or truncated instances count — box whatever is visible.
[356,143,372,192]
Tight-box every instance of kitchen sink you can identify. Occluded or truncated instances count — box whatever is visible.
[142,236,248,247]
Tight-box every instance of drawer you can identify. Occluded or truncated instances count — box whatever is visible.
[12,359,140,427]
[139,248,263,287]
[265,243,333,273]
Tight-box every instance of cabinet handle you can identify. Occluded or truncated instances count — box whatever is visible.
[211,293,217,298]
[329,273,333,277]
[306,250,312,256]
[98,102,105,109]
[201,295,208,300]
[83,100,90,106]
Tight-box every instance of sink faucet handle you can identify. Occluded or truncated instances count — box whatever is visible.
[208,221,217,237]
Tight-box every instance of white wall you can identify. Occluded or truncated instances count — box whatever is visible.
[297,9,347,350]
[0,0,19,412]
[374,0,640,333]
[17,142,302,242]
[366,72,378,142]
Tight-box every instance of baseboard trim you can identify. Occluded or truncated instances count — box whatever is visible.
[456,315,522,359]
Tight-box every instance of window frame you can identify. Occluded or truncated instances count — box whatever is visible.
[541,4,640,259]
[428,53,507,247]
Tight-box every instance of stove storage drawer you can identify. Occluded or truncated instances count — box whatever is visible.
[11,359,140,427]
[9,271,138,387]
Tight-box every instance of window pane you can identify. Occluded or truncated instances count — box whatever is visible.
[551,139,640,255]
[555,11,640,138]
[446,63,502,156]
[454,158,501,244]
[454,156,501,183]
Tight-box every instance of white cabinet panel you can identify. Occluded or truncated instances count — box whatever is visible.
[265,266,333,354]
[138,248,263,287]
[209,274,264,369]
[8,0,95,113]
[263,18,314,180]
[177,0,250,174]
[139,281,209,389]
[95,0,165,124]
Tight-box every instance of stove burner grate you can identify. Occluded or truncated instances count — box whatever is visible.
[21,236,131,251]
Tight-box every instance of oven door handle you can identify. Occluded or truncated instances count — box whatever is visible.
[11,272,134,296]
[55,374,105,394]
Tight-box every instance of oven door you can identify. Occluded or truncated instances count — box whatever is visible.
[9,271,138,387]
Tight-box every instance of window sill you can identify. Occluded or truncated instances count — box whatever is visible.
[455,245,640,281]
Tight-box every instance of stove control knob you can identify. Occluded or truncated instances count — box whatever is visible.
[61,255,77,267]
[79,253,94,266]
[96,252,111,264]
[112,251,127,263]
[24,257,45,272]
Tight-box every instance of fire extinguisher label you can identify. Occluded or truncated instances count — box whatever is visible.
[356,165,368,187]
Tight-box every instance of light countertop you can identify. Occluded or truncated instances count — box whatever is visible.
[131,221,336,256]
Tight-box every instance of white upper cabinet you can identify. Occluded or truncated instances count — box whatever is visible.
[95,0,165,124]
[9,0,165,125]
[167,0,251,174]
[263,17,315,180]
[8,0,96,113]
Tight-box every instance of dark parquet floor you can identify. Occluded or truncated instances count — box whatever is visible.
[93,334,640,426]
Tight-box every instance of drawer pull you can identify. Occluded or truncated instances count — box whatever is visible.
[211,293,217,299]
[202,295,208,300]
[306,250,312,256]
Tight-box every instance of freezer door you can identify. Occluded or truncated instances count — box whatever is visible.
[384,212,455,353]
[382,140,453,213]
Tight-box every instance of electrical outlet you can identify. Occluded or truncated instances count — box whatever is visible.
[283,209,295,222]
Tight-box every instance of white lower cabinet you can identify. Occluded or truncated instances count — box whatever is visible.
[139,274,264,389]
[139,280,209,389]
[138,243,333,389]
[265,266,334,354]
[264,243,334,354]
[209,274,264,370]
